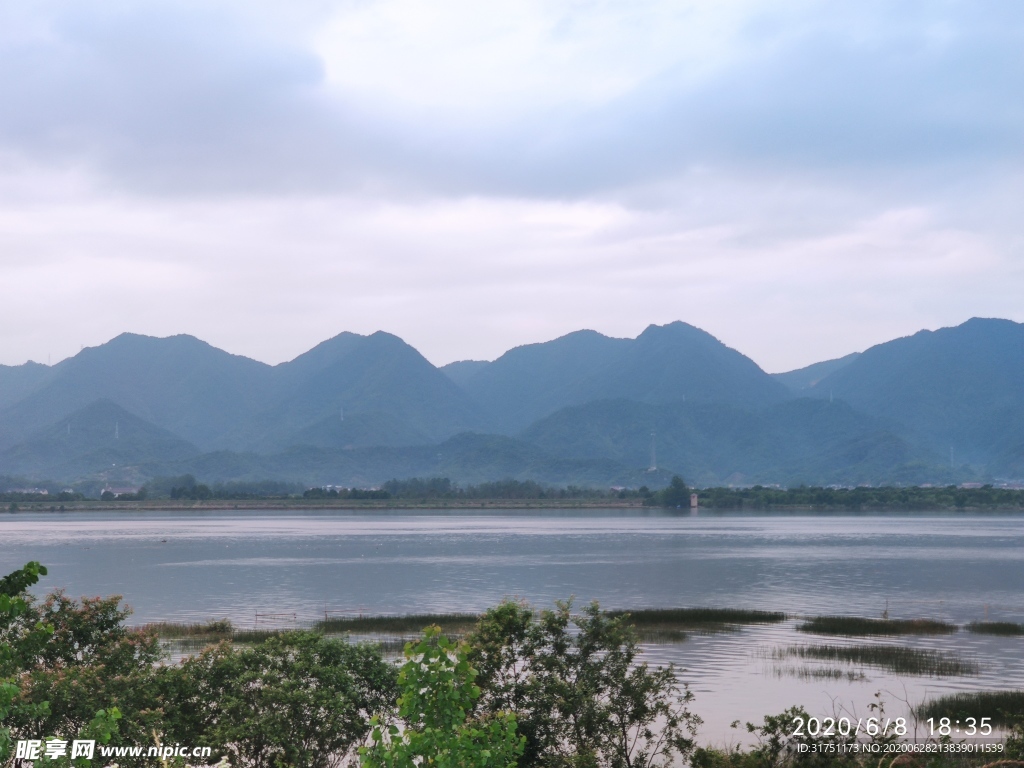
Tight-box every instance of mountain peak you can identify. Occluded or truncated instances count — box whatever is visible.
[637,321,717,344]
[70,332,263,369]
[458,320,783,433]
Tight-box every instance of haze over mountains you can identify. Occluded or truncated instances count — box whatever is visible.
[1,318,1022,489]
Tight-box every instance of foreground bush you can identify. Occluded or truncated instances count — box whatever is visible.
[2,563,397,768]
[164,632,398,767]
[2,565,130,765]
[468,599,701,768]
[8,591,165,756]
[360,626,524,768]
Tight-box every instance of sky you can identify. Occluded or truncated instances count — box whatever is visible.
[0,0,1021,373]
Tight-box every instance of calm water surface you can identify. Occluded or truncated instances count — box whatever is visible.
[2,508,1022,743]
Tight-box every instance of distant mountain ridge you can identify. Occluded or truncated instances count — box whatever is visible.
[807,318,1024,471]
[439,360,490,388]
[231,331,487,451]
[521,397,938,487]
[0,333,273,452]
[1,399,199,480]
[0,361,53,411]
[0,318,1021,488]
[772,352,861,391]
[458,322,788,433]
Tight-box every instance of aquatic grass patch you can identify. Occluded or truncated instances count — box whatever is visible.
[314,613,480,635]
[632,627,689,643]
[967,621,1024,636]
[141,619,234,638]
[160,636,231,655]
[230,628,285,643]
[915,690,1024,727]
[798,615,957,636]
[153,624,327,658]
[609,607,786,640]
[773,645,979,676]
[771,665,867,682]
[611,608,786,625]
[362,637,413,656]
[318,607,787,646]
[143,619,292,646]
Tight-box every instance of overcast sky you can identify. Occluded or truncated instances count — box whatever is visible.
[0,0,1021,372]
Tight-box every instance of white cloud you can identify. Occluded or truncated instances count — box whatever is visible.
[0,0,1021,373]
[2,0,1019,195]
[313,0,774,116]
[0,161,1019,372]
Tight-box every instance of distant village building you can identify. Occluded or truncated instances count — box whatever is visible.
[101,486,140,498]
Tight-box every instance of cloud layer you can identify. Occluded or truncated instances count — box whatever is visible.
[0,0,1021,371]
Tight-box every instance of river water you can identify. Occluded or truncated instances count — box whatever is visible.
[2,508,1022,744]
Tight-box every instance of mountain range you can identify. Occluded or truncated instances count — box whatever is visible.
[1,318,1022,489]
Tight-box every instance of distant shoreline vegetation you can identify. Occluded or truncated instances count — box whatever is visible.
[3,473,1024,510]
[1,474,656,508]
[687,483,1024,510]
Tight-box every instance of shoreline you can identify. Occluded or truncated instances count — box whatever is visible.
[5,499,1024,513]
[3,498,646,512]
